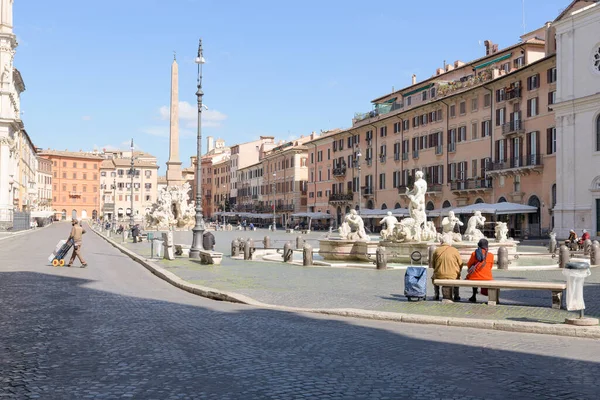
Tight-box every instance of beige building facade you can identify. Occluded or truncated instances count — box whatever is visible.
[36,156,52,211]
[99,151,159,223]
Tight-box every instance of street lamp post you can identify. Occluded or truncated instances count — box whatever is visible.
[355,148,362,215]
[190,39,206,259]
[128,138,135,227]
[272,172,276,231]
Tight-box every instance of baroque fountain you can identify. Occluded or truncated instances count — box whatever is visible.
[145,183,195,230]
[319,171,518,263]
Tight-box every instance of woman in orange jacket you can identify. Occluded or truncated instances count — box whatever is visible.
[466,238,494,302]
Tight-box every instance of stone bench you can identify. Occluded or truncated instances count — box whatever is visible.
[433,279,567,309]
[174,244,191,257]
[199,250,223,265]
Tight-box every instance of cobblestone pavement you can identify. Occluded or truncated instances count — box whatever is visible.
[0,223,598,398]
[116,228,600,324]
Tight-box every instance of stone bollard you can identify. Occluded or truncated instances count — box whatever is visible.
[428,245,437,269]
[243,240,251,260]
[303,243,313,266]
[376,246,387,270]
[558,245,570,268]
[282,241,293,263]
[162,232,175,260]
[497,246,509,270]
[296,235,305,250]
[584,239,593,256]
[591,242,600,265]
[231,239,240,257]
[263,236,271,249]
[549,235,557,254]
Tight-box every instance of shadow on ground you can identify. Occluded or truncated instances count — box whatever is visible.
[1,270,599,399]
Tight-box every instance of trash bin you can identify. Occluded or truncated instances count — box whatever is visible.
[563,261,590,312]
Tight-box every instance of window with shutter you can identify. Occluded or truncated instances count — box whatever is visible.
[437,109,442,121]
[496,109,501,126]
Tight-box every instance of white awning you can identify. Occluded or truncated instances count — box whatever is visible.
[452,202,537,215]
[359,208,409,218]
[30,211,55,218]
[426,207,453,217]
[291,212,334,219]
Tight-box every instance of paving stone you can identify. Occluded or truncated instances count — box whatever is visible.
[0,223,599,399]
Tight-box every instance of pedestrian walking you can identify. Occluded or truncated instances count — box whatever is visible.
[466,238,494,302]
[431,234,463,301]
[67,219,87,267]
[131,224,140,243]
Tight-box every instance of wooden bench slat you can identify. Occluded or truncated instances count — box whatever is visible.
[433,279,566,290]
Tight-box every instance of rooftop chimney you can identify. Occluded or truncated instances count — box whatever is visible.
[411,74,417,85]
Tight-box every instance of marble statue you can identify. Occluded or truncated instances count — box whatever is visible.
[406,171,427,239]
[494,221,509,243]
[441,210,463,242]
[379,211,398,240]
[146,183,195,230]
[338,209,370,241]
[463,211,486,242]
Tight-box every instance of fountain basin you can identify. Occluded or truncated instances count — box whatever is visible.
[319,238,519,264]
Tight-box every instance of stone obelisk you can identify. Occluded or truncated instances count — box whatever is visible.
[166,55,184,186]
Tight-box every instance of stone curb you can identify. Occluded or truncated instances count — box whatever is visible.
[92,228,600,339]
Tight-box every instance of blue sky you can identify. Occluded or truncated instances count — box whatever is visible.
[16,0,569,169]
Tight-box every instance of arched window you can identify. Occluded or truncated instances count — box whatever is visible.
[474,198,484,204]
[394,202,402,209]
[366,200,374,210]
[381,203,388,210]
[498,197,507,203]
[596,115,600,152]
[442,200,451,208]
[426,201,435,211]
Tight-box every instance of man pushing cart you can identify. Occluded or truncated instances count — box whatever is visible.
[48,219,88,267]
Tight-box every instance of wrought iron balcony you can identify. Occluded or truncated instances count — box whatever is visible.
[490,154,543,172]
[402,153,409,161]
[435,145,443,155]
[450,179,492,192]
[448,143,456,153]
[333,167,347,177]
[329,193,354,202]
[362,186,374,197]
[501,120,524,135]
[506,87,522,101]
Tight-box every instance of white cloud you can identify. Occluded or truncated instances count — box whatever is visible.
[159,101,227,129]
[140,126,168,137]
[82,115,92,121]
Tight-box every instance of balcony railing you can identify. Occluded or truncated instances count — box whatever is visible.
[448,143,456,153]
[506,87,522,101]
[501,120,524,135]
[333,167,347,177]
[365,158,372,166]
[103,203,115,211]
[450,179,492,191]
[69,191,82,198]
[362,186,374,196]
[329,193,354,202]
[435,145,443,155]
[402,153,409,161]
[491,154,543,171]
[412,150,419,159]
[394,153,400,161]
[380,155,386,163]
[428,184,443,192]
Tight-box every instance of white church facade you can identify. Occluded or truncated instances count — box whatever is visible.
[553,1,600,238]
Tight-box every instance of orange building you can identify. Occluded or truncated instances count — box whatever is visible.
[39,150,102,221]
